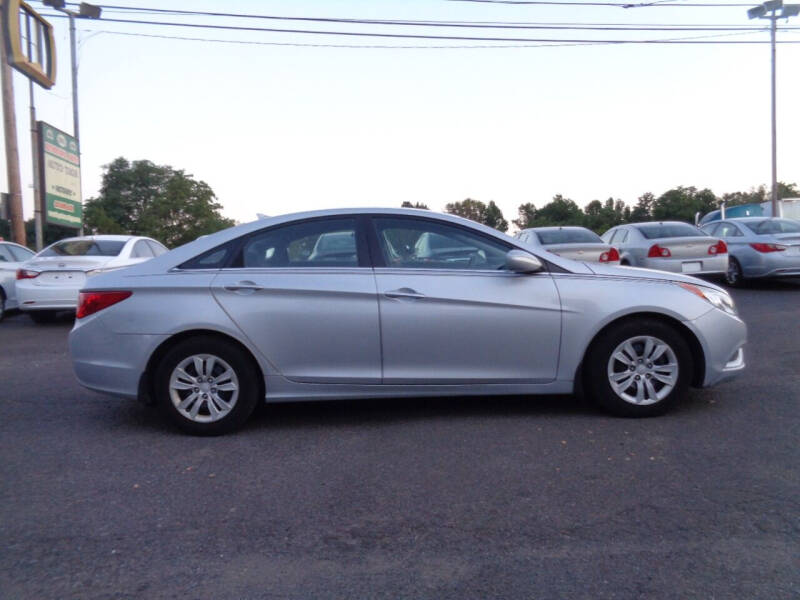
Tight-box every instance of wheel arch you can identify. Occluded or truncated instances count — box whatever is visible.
[138,329,266,406]
[575,311,706,389]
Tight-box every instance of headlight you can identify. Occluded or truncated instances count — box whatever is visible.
[678,282,737,316]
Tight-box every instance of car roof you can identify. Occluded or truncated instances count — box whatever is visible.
[521,226,590,232]
[53,235,140,243]
[629,221,691,227]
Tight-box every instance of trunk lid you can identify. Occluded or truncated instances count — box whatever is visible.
[648,236,721,259]
[544,242,617,263]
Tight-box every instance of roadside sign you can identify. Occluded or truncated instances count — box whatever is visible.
[38,122,82,228]
[1,0,57,89]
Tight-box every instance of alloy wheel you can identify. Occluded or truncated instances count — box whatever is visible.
[606,335,679,406]
[168,354,239,423]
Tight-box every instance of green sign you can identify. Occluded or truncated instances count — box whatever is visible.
[39,122,82,228]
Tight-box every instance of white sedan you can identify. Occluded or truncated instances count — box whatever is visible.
[0,240,36,320]
[16,235,167,322]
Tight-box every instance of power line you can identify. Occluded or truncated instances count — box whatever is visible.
[446,0,753,6]
[38,14,800,43]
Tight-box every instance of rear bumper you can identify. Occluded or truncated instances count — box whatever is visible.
[16,280,81,311]
[70,313,167,399]
[638,254,728,275]
[740,252,800,279]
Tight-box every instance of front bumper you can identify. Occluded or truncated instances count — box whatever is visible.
[686,307,747,388]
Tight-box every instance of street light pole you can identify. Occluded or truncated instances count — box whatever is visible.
[748,0,800,218]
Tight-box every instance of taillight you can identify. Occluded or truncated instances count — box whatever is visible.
[599,247,620,262]
[750,242,786,253]
[76,291,132,319]
[647,244,671,258]
[16,269,40,280]
[708,240,727,255]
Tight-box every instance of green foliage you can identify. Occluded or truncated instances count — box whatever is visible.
[630,193,655,222]
[445,198,508,232]
[721,182,799,207]
[651,186,716,223]
[513,203,537,230]
[84,157,234,248]
[483,201,508,232]
[528,195,585,228]
[401,201,429,209]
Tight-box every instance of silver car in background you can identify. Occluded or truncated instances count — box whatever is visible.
[701,217,800,286]
[516,226,620,264]
[0,241,35,320]
[602,221,728,275]
[69,208,746,435]
[16,235,168,322]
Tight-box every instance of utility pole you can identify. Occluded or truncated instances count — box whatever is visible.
[748,0,800,218]
[1,37,26,246]
[43,1,101,235]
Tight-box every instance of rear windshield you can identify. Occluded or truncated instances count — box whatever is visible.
[535,229,602,245]
[39,240,126,257]
[742,219,800,234]
[636,223,704,240]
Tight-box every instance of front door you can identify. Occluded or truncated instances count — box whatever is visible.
[370,216,562,384]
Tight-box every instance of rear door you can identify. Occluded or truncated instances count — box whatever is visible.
[211,216,381,384]
[370,216,562,384]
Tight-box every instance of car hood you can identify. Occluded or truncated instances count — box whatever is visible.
[584,262,727,292]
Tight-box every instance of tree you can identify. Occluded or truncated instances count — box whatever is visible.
[651,186,717,223]
[630,192,655,222]
[401,201,429,209]
[721,182,799,207]
[483,201,508,232]
[530,195,585,227]
[444,198,508,232]
[513,203,537,230]
[445,198,487,223]
[84,158,234,248]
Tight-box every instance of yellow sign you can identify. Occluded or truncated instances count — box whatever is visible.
[1,0,57,89]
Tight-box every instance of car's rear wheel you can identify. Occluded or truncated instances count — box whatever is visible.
[155,336,260,435]
[585,318,691,417]
[725,257,745,287]
[0,290,6,321]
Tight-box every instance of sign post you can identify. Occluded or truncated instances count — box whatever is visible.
[38,122,82,229]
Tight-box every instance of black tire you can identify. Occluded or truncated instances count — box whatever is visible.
[155,335,260,435]
[28,310,59,324]
[0,290,6,322]
[584,318,692,417]
[619,259,630,267]
[724,257,745,288]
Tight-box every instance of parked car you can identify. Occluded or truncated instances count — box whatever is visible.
[0,240,35,320]
[516,226,620,264]
[700,217,800,286]
[601,221,728,276]
[69,208,746,435]
[16,235,167,322]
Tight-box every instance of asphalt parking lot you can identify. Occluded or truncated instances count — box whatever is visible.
[1,279,798,599]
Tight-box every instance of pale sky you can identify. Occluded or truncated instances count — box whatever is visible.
[2,0,799,228]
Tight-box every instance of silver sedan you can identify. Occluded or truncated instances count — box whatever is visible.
[516,226,620,264]
[701,217,800,286]
[601,221,728,275]
[69,208,747,435]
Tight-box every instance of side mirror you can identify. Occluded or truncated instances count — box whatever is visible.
[505,250,543,274]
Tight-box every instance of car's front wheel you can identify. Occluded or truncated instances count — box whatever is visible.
[155,336,260,435]
[585,318,691,417]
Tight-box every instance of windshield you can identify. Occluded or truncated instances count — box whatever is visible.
[535,229,602,245]
[636,223,705,240]
[39,240,126,257]
[742,219,800,235]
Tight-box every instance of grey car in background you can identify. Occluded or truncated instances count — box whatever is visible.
[701,217,800,286]
[516,226,620,264]
[69,208,746,435]
[601,221,728,276]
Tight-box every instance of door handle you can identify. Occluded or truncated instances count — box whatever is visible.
[384,288,425,300]
[223,281,264,293]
